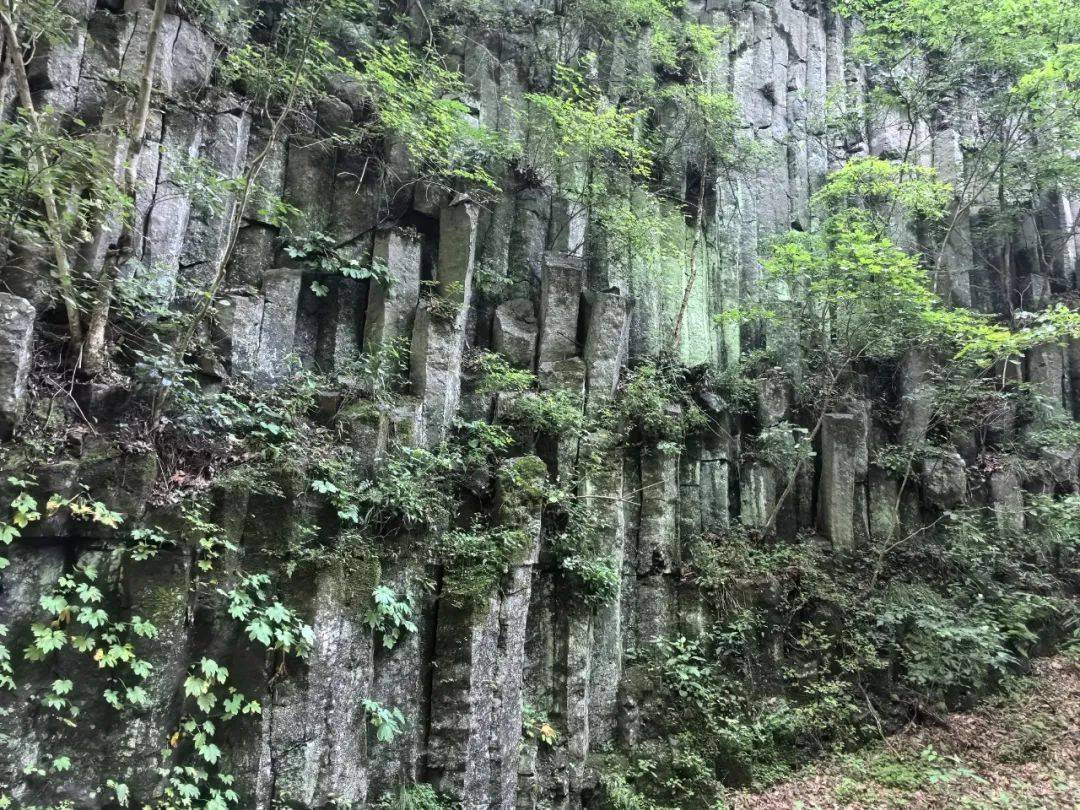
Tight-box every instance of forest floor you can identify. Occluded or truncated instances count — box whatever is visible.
[726,656,1080,809]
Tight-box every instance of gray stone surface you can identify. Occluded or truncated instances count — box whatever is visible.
[920,450,968,509]
[538,252,584,366]
[818,413,861,550]
[989,470,1024,536]
[583,290,632,413]
[493,298,538,369]
[0,293,35,438]
[367,229,422,350]
[1027,343,1066,416]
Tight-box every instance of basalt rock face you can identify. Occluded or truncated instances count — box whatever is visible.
[0,1,1077,808]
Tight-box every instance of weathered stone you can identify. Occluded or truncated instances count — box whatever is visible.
[181,106,251,275]
[0,293,35,439]
[538,252,584,365]
[818,413,861,550]
[548,197,588,256]
[228,223,278,288]
[868,466,899,542]
[700,433,731,532]
[1027,343,1065,416]
[426,596,500,804]
[580,432,625,748]
[756,374,789,427]
[493,298,538,369]
[366,229,422,350]
[989,470,1024,536]
[919,450,968,509]
[317,276,367,372]
[740,460,776,531]
[436,201,479,306]
[583,290,632,413]
[283,139,337,232]
[137,108,203,301]
[411,306,466,448]
[899,349,932,443]
[538,356,587,485]
[261,564,372,807]
[407,204,477,446]
[638,442,681,574]
[219,294,265,377]
[256,268,303,383]
[367,555,428,799]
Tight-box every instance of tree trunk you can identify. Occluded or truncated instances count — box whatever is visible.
[81,0,169,374]
[0,10,84,345]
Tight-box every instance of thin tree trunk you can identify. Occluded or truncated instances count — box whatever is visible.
[0,9,83,344]
[81,0,169,374]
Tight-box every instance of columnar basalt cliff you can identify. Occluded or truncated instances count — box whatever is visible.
[0,0,1077,808]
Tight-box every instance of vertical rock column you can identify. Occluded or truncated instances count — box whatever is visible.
[411,202,479,447]
[581,290,631,749]
[0,293,35,439]
[636,440,681,641]
[219,267,303,385]
[818,413,861,550]
[366,228,423,351]
[427,456,546,808]
[537,251,587,484]
[367,538,431,799]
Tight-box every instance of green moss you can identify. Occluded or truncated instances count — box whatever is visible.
[143,584,187,628]
[339,399,381,427]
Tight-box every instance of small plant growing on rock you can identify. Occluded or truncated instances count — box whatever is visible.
[365,586,419,649]
[522,702,558,746]
[364,699,407,742]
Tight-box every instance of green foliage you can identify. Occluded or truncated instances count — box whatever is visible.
[127,526,174,562]
[748,422,814,476]
[727,157,1079,410]
[349,41,510,188]
[838,0,1080,251]
[547,496,621,605]
[0,476,40,567]
[878,585,1016,694]
[558,553,621,605]
[522,703,558,746]
[338,337,411,406]
[222,573,315,656]
[374,783,456,810]
[472,352,535,395]
[284,229,392,296]
[352,444,460,531]
[0,112,126,285]
[217,0,370,106]
[365,586,418,649]
[811,157,952,219]
[508,389,586,436]
[364,698,407,742]
[0,625,13,692]
[182,500,239,574]
[844,745,977,792]
[26,564,157,713]
[165,658,255,807]
[613,362,706,442]
[615,477,1080,804]
[525,62,653,181]
[472,351,586,436]
[438,522,533,607]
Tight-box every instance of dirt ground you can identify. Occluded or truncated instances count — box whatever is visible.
[726,657,1080,809]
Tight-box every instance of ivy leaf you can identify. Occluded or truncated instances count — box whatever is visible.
[247,619,273,647]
